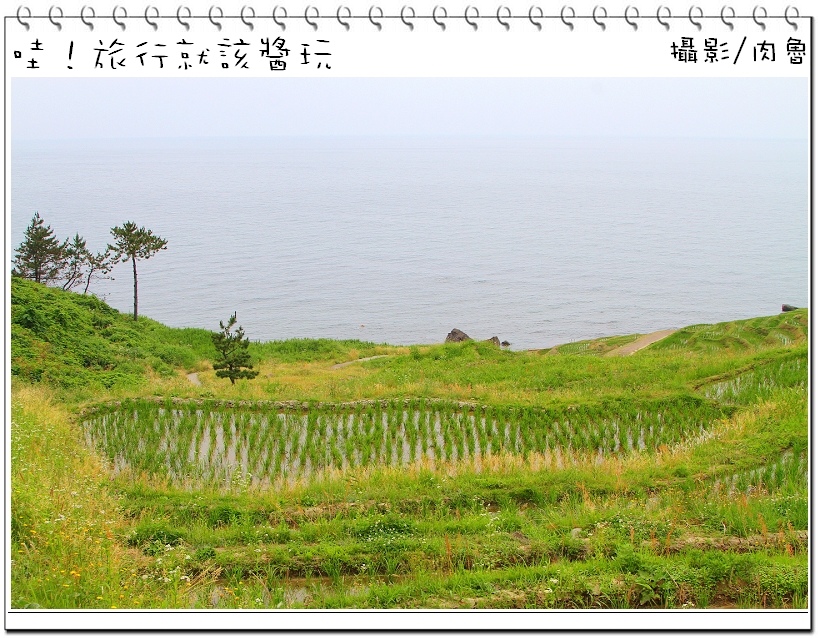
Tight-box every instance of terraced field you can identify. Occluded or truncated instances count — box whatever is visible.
[10,278,809,618]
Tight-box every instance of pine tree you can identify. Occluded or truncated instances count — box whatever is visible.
[109,221,168,320]
[212,312,260,385]
[13,212,67,284]
[61,234,90,291]
[58,234,116,294]
[82,247,116,295]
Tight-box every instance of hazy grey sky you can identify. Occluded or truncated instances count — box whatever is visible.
[12,77,807,141]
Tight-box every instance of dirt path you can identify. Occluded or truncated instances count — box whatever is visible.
[605,329,676,357]
[186,372,202,386]
[331,355,390,370]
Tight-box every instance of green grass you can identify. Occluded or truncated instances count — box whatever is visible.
[652,313,807,354]
[10,278,809,610]
[550,332,642,355]
[250,338,387,364]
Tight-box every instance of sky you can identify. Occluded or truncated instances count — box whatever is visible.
[12,77,807,141]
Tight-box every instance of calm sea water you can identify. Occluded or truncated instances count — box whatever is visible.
[11,136,808,350]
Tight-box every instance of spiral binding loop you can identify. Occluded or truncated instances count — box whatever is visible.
[208,5,223,30]
[656,5,671,31]
[272,5,287,30]
[48,4,64,30]
[369,5,383,30]
[688,6,703,31]
[496,6,511,31]
[176,5,191,30]
[16,5,32,30]
[752,5,767,30]
[528,5,543,31]
[337,5,351,30]
[463,5,478,30]
[785,5,799,30]
[400,5,415,31]
[560,5,575,31]
[624,6,638,30]
[112,5,126,30]
[80,4,95,30]
[432,5,447,30]
[240,5,255,30]
[592,5,607,31]
[720,5,735,31]
[8,4,798,33]
[145,5,159,30]
[304,5,319,30]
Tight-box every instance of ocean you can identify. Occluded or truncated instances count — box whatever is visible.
[10,135,808,350]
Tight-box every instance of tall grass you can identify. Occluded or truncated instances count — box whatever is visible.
[10,383,186,609]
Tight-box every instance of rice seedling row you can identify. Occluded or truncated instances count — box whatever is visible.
[83,397,726,489]
[703,355,806,405]
[711,451,808,497]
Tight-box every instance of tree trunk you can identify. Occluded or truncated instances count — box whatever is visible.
[83,269,92,295]
[132,255,138,320]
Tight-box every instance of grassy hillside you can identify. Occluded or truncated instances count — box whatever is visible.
[11,277,215,391]
[10,278,809,613]
[10,277,385,397]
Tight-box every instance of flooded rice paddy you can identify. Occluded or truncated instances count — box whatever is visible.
[83,398,725,489]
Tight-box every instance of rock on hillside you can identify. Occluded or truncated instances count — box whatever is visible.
[444,329,503,347]
[445,328,471,343]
